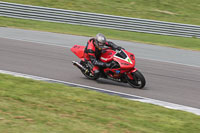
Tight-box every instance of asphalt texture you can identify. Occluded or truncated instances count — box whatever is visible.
[1,27,200,67]
[0,32,200,108]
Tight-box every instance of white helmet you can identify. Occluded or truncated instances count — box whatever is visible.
[96,33,106,46]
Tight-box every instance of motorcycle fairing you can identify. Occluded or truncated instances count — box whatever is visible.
[71,45,86,60]
[103,67,137,80]
[100,49,116,63]
[100,49,135,68]
[114,57,135,69]
[102,49,137,80]
[113,50,135,69]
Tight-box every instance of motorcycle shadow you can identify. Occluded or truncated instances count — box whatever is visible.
[81,77,135,89]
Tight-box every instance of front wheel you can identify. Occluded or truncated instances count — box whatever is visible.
[125,70,146,89]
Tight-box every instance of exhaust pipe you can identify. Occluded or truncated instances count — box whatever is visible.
[72,61,87,72]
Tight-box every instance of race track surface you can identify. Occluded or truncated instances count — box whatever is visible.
[1,37,200,109]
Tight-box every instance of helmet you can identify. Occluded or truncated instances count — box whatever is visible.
[95,33,106,46]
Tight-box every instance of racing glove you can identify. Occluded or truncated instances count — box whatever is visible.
[107,41,124,50]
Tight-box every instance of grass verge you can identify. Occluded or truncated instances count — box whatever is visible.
[1,0,200,25]
[0,73,200,133]
[1,16,200,51]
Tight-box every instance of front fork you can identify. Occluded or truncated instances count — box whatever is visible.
[126,68,137,80]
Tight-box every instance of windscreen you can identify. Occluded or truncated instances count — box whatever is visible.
[115,50,127,59]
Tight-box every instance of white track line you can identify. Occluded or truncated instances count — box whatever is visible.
[0,69,200,116]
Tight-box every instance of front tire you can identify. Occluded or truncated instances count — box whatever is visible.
[126,70,146,89]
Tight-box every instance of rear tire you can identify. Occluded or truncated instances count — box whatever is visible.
[80,61,99,80]
[126,70,146,89]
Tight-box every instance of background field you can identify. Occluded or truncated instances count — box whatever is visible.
[1,0,200,25]
[1,73,200,133]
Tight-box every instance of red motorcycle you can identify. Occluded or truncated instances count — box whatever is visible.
[71,45,146,89]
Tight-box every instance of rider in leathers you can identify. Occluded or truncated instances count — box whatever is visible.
[84,33,122,78]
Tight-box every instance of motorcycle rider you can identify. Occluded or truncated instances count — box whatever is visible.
[84,33,123,78]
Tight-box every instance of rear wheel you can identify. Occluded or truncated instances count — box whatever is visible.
[80,61,99,80]
[126,70,146,89]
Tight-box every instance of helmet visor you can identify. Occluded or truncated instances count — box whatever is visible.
[98,41,105,46]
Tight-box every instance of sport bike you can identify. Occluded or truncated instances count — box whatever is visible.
[71,45,146,89]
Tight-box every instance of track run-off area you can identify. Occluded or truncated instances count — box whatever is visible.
[0,27,200,115]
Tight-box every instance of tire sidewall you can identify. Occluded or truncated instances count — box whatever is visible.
[126,70,146,89]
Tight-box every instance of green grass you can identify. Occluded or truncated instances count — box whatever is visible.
[0,73,200,133]
[1,16,200,51]
[1,0,200,25]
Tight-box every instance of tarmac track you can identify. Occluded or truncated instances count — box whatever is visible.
[1,37,200,109]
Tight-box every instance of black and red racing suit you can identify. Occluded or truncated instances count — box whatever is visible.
[84,38,119,75]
